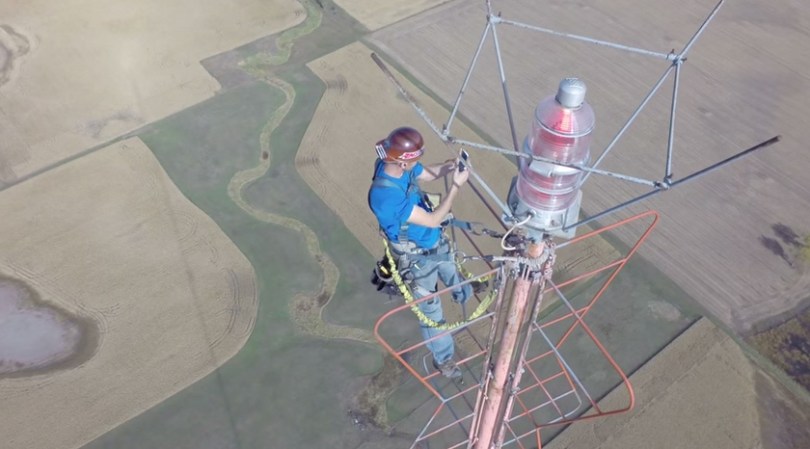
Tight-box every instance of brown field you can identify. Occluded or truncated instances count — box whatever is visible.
[0,1,298,447]
[547,318,810,449]
[332,0,451,31]
[368,0,810,333]
[0,138,257,449]
[0,0,304,185]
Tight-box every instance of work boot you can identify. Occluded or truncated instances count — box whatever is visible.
[433,358,462,379]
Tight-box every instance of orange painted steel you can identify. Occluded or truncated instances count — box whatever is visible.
[472,241,547,449]
[373,210,659,449]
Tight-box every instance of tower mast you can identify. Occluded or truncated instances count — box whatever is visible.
[470,241,549,448]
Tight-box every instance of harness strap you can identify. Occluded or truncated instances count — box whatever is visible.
[369,159,420,244]
[443,217,504,238]
[381,238,499,330]
[389,237,447,258]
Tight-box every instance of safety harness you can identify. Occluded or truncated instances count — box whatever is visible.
[367,158,428,248]
[368,159,498,330]
[381,239,497,331]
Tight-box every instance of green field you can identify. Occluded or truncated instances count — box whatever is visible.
[82,2,405,446]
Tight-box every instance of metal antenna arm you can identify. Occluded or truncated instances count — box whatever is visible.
[564,135,781,230]
[669,135,780,187]
[370,52,445,138]
[678,0,726,58]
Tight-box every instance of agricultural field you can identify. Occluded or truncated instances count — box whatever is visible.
[2,1,809,449]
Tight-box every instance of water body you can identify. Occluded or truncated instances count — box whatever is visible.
[0,277,95,376]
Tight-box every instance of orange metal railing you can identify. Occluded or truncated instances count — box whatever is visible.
[373,210,658,449]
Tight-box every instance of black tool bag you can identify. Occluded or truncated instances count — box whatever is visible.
[371,255,412,296]
[370,253,405,296]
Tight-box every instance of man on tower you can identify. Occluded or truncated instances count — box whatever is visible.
[368,126,472,379]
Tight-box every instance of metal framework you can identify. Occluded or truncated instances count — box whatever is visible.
[369,1,780,448]
[374,211,659,448]
[371,0,779,229]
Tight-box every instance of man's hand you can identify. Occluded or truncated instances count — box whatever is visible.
[458,148,470,172]
[452,160,470,187]
[409,153,468,228]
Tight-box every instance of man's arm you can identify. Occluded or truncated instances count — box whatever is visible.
[407,165,470,228]
[418,159,457,183]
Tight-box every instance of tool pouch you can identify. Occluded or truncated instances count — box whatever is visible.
[369,253,400,294]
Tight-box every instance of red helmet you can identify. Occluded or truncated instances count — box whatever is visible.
[375,127,424,162]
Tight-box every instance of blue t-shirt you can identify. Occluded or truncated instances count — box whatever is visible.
[369,161,440,249]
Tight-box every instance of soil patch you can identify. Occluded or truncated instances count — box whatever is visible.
[0,24,30,86]
[749,300,810,391]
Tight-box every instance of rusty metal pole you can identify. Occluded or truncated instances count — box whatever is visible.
[470,242,545,449]
[494,273,550,447]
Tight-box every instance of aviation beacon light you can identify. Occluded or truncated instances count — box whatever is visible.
[508,78,594,239]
